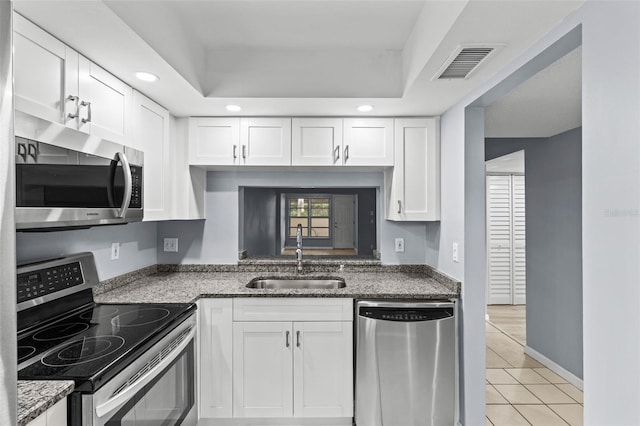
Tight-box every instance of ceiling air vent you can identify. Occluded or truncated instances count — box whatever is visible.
[434,44,502,80]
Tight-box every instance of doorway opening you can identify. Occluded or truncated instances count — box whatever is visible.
[482,43,584,424]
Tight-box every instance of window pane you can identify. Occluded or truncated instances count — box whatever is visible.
[290,227,308,237]
[311,218,329,227]
[290,218,308,228]
[311,198,330,216]
[289,198,309,217]
[311,228,330,237]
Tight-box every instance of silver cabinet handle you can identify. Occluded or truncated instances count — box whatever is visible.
[397,200,402,214]
[286,331,290,348]
[242,145,247,159]
[344,145,349,162]
[296,330,301,348]
[80,100,92,124]
[66,95,79,120]
[334,146,340,163]
[233,145,237,159]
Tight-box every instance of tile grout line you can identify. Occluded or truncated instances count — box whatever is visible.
[486,308,582,426]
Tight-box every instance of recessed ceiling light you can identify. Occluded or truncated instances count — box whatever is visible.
[357,105,374,112]
[135,72,159,82]
[226,105,242,112]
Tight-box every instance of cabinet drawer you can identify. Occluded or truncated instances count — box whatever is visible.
[233,298,353,322]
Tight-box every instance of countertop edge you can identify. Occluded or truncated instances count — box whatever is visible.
[18,380,74,426]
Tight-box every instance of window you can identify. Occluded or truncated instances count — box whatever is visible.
[288,197,331,238]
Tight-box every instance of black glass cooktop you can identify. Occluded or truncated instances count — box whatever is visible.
[18,302,195,392]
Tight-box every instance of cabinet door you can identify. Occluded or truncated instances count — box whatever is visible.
[233,322,293,417]
[188,117,240,165]
[387,118,440,221]
[77,56,133,144]
[133,92,171,221]
[293,321,353,418]
[343,118,393,166]
[13,13,78,126]
[240,118,291,166]
[292,118,343,166]
[46,398,67,426]
[199,299,233,418]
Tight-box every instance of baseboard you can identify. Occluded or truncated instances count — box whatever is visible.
[524,345,583,390]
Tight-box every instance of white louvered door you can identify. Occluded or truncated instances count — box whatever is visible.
[512,175,526,304]
[486,174,526,305]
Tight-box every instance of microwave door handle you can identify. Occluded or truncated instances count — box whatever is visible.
[95,326,196,418]
[114,152,133,218]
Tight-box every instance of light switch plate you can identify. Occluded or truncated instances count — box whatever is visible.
[452,242,459,263]
[164,238,179,252]
[395,238,405,253]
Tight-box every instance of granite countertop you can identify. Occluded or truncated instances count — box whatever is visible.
[18,262,458,424]
[18,381,74,426]
[95,263,460,304]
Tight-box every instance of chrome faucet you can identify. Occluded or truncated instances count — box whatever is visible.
[296,224,303,274]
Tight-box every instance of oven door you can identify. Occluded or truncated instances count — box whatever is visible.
[83,316,196,426]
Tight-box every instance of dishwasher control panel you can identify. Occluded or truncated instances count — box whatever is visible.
[359,306,453,322]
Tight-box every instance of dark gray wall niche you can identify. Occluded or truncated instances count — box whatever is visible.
[485,127,583,379]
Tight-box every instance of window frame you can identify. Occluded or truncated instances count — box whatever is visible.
[285,194,333,246]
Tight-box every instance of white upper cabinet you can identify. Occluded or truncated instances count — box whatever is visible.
[292,118,343,166]
[77,57,133,144]
[14,13,76,126]
[385,118,440,221]
[132,91,170,221]
[343,118,394,166]
[189,117,240,165]
[240,117,292,166]
[189,117,292,166]
[13,13,133,144]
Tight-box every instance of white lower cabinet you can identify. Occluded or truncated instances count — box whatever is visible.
[27,398,66,426]
[198,298,353,424]
[232,321,294,417]
[199,299,233,418]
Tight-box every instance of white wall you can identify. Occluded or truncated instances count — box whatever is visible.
[0,2,16,423]
[16,221,158,281]
[158,170,429,265]
[439,1,640,424]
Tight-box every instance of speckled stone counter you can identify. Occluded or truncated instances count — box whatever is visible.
[94,263,460,303]
[18,380,73,426]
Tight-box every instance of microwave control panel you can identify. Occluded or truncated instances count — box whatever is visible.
[130,165,142,209]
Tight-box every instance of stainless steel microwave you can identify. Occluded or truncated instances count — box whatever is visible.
[15,136,143,230]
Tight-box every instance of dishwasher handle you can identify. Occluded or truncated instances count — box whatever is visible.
[358,306,453,322]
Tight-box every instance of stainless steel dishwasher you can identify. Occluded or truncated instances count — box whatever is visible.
[355,300,457,426]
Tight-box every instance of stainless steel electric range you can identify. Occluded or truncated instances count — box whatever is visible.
[17,253,197,426]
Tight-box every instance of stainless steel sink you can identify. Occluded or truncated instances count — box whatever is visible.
[246,276,346,289]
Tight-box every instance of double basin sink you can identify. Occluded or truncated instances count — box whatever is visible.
[246,276,346,290]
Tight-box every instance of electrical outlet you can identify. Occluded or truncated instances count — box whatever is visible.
[164,238,179,252]
[452,242,459,263]
[111,242,120,260]
[394,238,405,253]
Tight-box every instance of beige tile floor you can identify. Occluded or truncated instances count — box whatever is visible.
[486,306,583,426]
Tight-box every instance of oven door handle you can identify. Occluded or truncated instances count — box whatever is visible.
[94,326,195,418]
